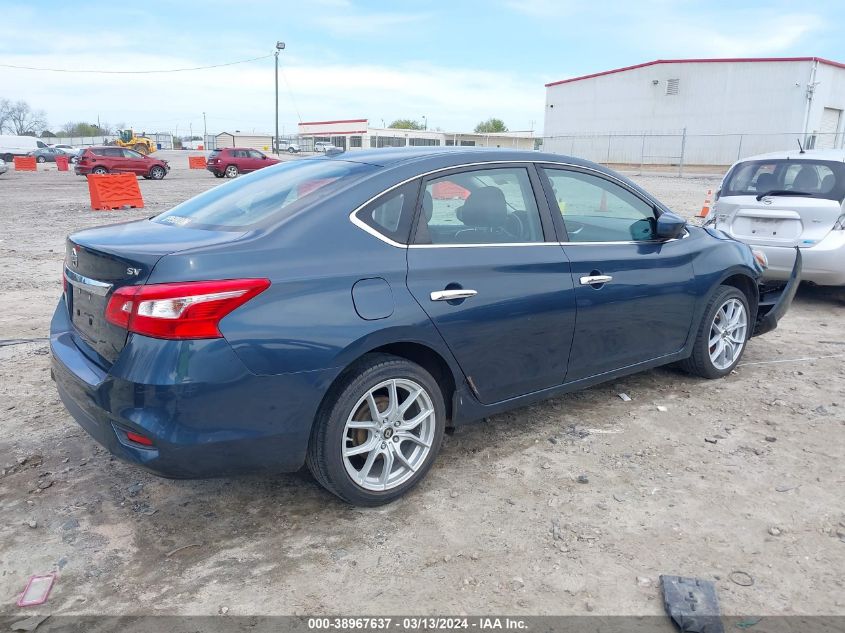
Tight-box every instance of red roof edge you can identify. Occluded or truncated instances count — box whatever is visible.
[299,118,368,126]
[544,57,845,88]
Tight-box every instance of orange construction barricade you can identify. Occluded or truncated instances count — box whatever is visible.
[188,155,207,169]
[55,155,69,171]
[14,156,37,171]
[87,173,144,210]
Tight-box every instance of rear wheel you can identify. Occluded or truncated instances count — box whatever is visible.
[36,156,46,163]
[224,165,239,178]
[91,166,108,175]
[679,286,750,379]
[306,354,446,506]
[149,165,166,180]
[134,144,149,155]
[2,153,12,162]
[288,147,296,153]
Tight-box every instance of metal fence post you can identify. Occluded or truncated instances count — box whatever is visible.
[678,127,687,177]
[606,135,612,164]
[639,133,646,174]
[736,134,743,161]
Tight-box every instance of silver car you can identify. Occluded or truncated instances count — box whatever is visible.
[0,158,7,176]
[707,150,845,286]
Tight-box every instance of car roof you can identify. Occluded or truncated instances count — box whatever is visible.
[318,146,602,171]
[739,149,845,162]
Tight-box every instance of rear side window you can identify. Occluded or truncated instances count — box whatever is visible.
[724,159,845,201]
[153,159,378,230]
[209,149,222,158]
[354,180,420,243]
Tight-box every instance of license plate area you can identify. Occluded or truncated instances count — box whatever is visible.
[70,285,108,346]
[732,213,802,241]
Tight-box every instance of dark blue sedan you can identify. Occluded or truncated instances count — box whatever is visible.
[51,148,800,505]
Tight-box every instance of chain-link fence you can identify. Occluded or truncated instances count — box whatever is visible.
[540,130,845,176]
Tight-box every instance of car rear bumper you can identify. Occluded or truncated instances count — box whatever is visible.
[50,298,332,478]
[753,248,802,337]
[756,231,845,286]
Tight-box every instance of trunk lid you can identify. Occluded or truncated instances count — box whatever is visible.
[65,220,244,365]
[713,195,843,248]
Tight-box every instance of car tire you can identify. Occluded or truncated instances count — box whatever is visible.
[679,286,750,379]
[2,153,12,162]
[306,353,446,506]
[36,156,46,163]
[92,166,108,175]
[224,165,239,178]
[149,165,166,180]
[288,147,296,153]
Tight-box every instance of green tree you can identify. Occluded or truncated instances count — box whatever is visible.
[474,118,508,133]
[388,119,424,130]
[59,121,108,137]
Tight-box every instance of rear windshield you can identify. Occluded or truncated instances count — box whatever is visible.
[153,159,378,230]
[208,149,222,157]
[723,159,845,201]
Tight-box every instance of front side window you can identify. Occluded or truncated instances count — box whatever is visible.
[122,149,143,159]
[542,168,657,242]
[249,150,265,159]
[415,167,544,244]
[154,159,378,230]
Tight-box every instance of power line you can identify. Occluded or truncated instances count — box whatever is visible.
[0,53,274,74]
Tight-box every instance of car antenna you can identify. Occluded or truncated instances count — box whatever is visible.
[797,137,805,154]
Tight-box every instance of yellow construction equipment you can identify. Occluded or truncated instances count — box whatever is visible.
[114,129,156,155]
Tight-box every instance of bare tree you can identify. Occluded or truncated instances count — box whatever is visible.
[4,100,47,136]
[0,99,12,133]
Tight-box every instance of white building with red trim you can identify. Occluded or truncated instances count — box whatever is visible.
[543,57,845,164]
[297,119,536,151]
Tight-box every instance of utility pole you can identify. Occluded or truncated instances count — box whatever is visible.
[203,112,207,149]
[275,41,286,155]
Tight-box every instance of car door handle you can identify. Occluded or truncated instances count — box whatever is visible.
[430,289,478,301]
[579,275,613,286]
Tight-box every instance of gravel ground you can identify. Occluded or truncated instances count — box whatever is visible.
[0,152,843,621]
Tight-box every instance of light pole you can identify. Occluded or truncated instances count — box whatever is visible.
[203,111,207,149]
[275,41,286,155]
[422,115,427,131]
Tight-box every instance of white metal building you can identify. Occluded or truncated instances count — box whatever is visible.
[214,132,274,152]
[297,119,536,151]
[543,57,845,164]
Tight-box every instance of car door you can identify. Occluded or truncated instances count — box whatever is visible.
[538,166,697,382]
[121,149,146,174]
[101,147,126,172]
[405,165,576,404]
[249,149,269,171]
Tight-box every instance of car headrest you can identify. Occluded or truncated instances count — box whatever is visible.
[422,191,433,221]
[755,173,776,193]
[793,166,819,191]
[820,174,835,193]
[458,187,508,228]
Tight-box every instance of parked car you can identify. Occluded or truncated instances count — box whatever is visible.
[706,149,845,287]
[0,134,48,161]
[29,147,68,163]
[206,147,280,178]
[74,146,170,179]
[50,144,78,154]
[0,158,7,176]
[278,140,301,153]
[314,141,338,153]
[52,148,799,505]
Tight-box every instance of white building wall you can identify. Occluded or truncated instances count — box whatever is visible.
[543,59,845,164]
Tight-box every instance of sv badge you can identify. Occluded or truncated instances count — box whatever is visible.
[126,267,142,276]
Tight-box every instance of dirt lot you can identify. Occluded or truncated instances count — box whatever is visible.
[1,152,843,620]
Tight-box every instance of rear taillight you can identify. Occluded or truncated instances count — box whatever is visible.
[105,279,270,340]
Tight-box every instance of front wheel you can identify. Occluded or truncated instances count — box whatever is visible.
[149,165,166,180]
[37,156,46,163]
[306,354,446,505]
[288,147,296,153]
[91,166,108,175]
[679,286,750,379]
[224,165,239,178]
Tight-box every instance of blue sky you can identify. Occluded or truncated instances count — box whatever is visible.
[2,0,843,135]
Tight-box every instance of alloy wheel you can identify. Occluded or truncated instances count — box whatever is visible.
[342,378,436,491]
[708,298,747,370]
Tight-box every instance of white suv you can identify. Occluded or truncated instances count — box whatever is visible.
[707,150,845,287]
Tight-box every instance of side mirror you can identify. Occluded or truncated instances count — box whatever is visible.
[655,211,686,240]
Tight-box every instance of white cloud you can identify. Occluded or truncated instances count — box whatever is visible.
[311,11,429,36]
[1,51,544,135]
